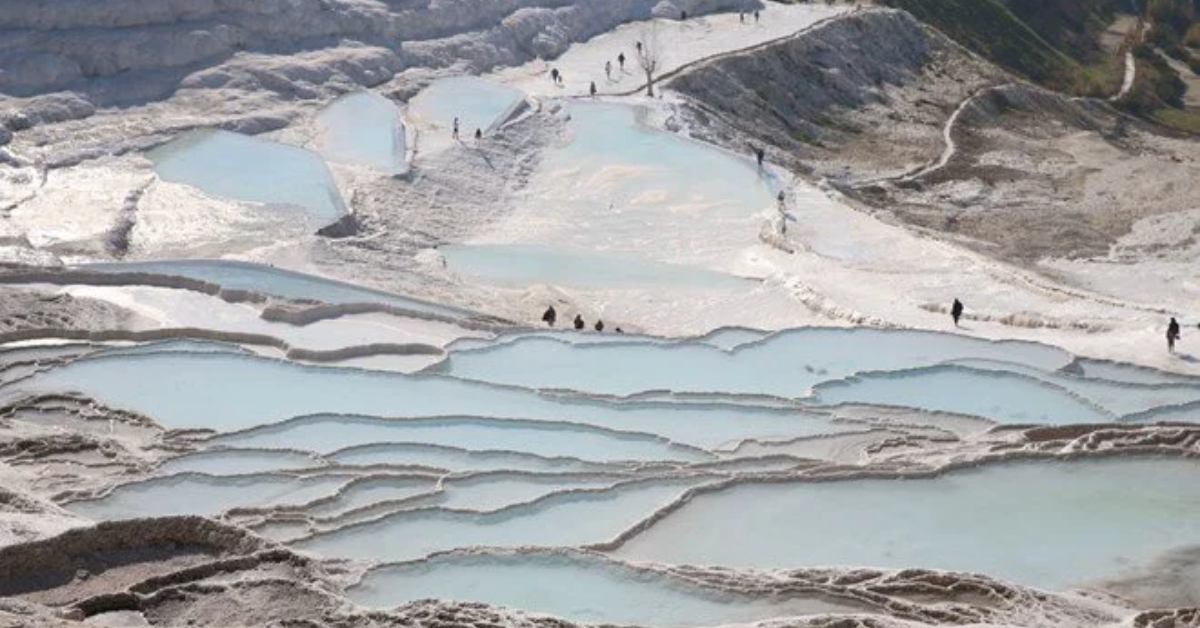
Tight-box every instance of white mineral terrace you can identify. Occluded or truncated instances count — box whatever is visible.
[1,1,1199,627]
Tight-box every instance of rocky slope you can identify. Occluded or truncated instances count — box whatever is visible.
[668,8,1200,265]
[668,9,1007,180]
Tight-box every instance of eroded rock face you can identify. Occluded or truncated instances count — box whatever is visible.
[0,0,761,98]
[0,287,144,334]
[668,9,1005,178]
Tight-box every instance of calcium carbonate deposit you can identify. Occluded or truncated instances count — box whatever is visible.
[2,1,1199,627]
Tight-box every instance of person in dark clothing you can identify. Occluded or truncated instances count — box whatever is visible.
[474,128,482,140]
[636,41,643,55]
[755,147,765,168]
[680,10,687,19]
[550,68,559,83]
[754,10,760,23]
[594,320,605,332]
[605,60,612,79]
[951,299,964,327]
[590,81,597,97]
[452,117,460,140]
[542,306,557,327]
[1168,317,1181,353]
[574,315,585,330]
[618,53,626,70]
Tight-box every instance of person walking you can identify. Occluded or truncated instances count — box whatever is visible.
[1168,317,1181,353]
[452,117,459,140]
[618,52,626,71]
[550,68,560,84]
[590,81,597,97]
[776,190,787,235]
[605,60,612,79]
[755,147,765,168]
[951,299,964,327]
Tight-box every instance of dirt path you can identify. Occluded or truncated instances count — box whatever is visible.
[614,8,868,97]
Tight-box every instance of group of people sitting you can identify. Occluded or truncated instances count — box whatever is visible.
[541,305,620,333]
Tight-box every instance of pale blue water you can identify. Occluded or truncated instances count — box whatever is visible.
[949,358,1200,418]
[297,477,708,562]
[408,77,522,137]
[442,329,1073,399]
[511,103,779,262]
[68,472,351,519]
[435,473,622,512]
[615,457,1200,589]
[93,339,252,358]
[695,327,770,351]
[81,259,472,318]
[440,244,754,290]
[156,449,318,475]
[812,365,1113,424]
[329,443,608,474]
[560,103,779,211]
[148,129,346,223]
[211,415,710,464]
[316,92,406,174]
[23,352,843,450]
[1075,358,1200,386]
[351,552,865,626]
[307,477,437,517]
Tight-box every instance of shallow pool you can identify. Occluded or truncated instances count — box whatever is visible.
[212,415,710,464]
[407,77,522,137]
[297,477,708,562]
[68,472,351,519]
[434,473,622,512]
[502,103,779,264]
[352,551,867,626]
[811,364,1114,424]
[315,92,407,174]
[148,129,346,224]
[156,449,319,476]
[615,457,1200,589]
[81,259,472,318]
[328,443,608,474]
[24,351,841,450]
[442,328,1073,400]
[440,244,754,290]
